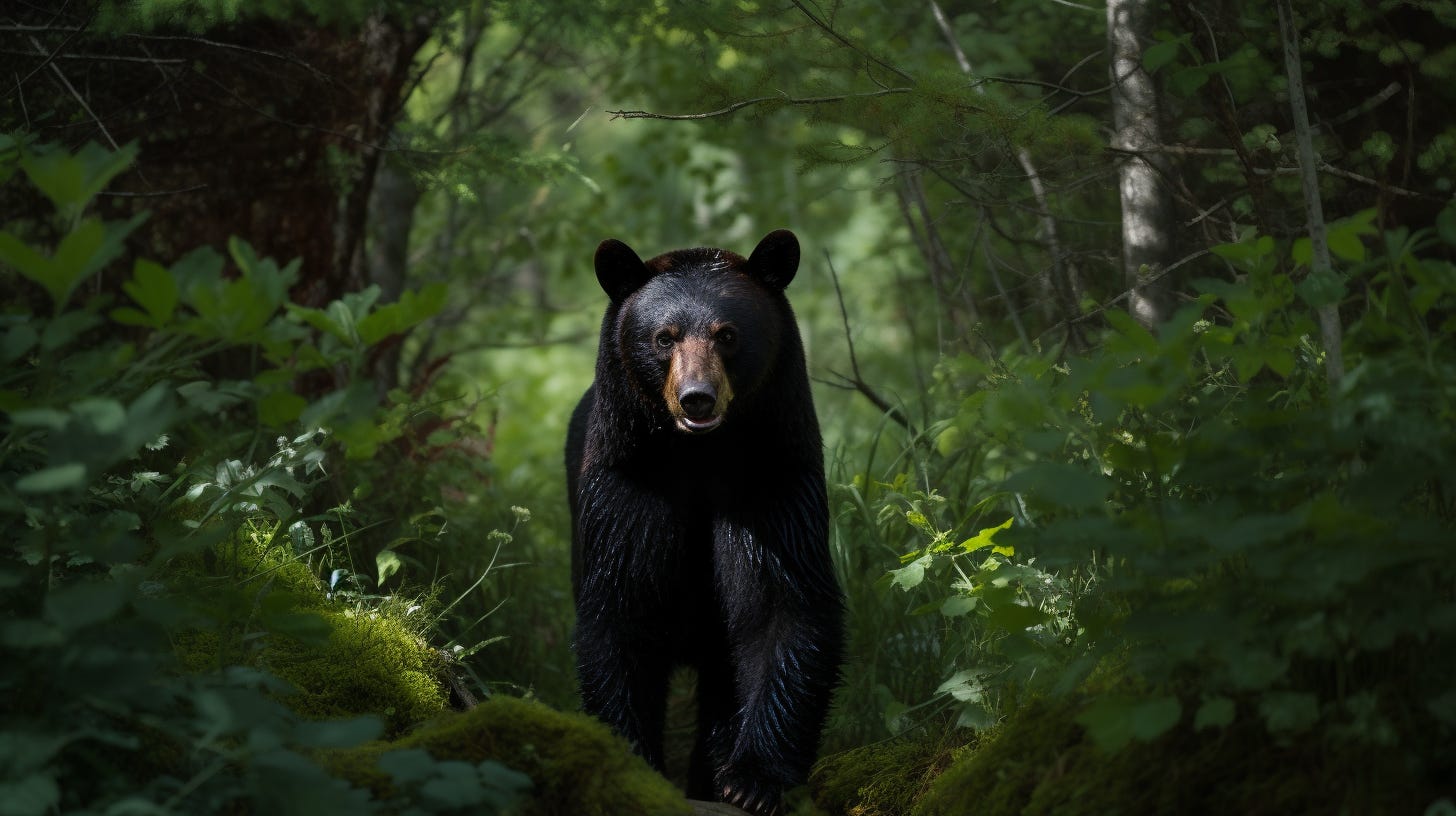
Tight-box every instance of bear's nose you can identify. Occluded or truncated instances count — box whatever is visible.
[679,384,717,418]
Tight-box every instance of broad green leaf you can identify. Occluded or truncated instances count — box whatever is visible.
[21,141,138,211]
[119,259,179,327]
[1004,463,1110,511]
[1077,695,1182,751]
[357,283,448,346]
[1,320,37,364]
[258,390,307,427]
[1144,36,1184,73]
[1194,696,1235,730]
[1291,237,1312,266]
[960,517,1013,553]
[987,601,1049,632]
[0,773,60,816]
[1258,691,1319,732]
[890,554,931,591]
[940,595,977,617]
[1437,204,1456,246]
[376,549,403,585]
[1327,228,1366,262]
[1296,269,1345,309]
[15,463,87,493]
[293,715,383,749]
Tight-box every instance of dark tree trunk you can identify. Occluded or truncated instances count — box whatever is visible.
[3,8,435,308]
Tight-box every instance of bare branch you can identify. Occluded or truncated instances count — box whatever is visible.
[29,34,121,151]
[607,87,914,121]
[824,251,913,431]
[788,0,916,85]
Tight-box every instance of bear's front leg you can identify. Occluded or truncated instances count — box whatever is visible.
[711,500,844,816]
[571,468,686,770]
[574,619,671,769]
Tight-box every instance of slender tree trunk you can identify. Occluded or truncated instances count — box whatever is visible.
[1107,0,1175,328]
[930,0,1081,347]
[1276,0,1345,387]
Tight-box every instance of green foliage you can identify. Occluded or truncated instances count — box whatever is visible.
[834,217,1456,810]
[0,139,544,814]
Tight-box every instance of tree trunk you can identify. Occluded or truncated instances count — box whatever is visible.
[1276,0,1346,387]
[1107,0,1175,328]
[5,8,435,309]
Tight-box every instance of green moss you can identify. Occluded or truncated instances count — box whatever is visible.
[166,528,449,734]
[260,607,449,733]
[328,696,693,816]
[910,694,1427,816]
[810,730,964,816]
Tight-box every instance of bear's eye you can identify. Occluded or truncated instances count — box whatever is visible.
[654,331,674,349]
[716,328,737,345]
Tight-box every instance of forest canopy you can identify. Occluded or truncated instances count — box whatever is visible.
[2,1,1454,814]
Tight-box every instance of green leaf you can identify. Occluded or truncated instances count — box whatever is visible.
[1437,204,1456,246]
[21,141,138,211]
[16,463,88,493]
[0,215,145,313]
[0,774,60,816]
[357,283,448,346]
[941,595,977,617]
[890,554,931,591]
[1194,696,1235,730]
[1327,229,1365,262]
[1004,463,1110,511]
[959,517,1013,552]
[1258,691,1319,732]
[118,259,179,327]
[258,390,307,426]
[376,550,403,585]
[1295,269,1345,309]
[1144,36,1185,74]
[1,320,37,364]
[1077,695,1182,751]
[1291,237,1312,266]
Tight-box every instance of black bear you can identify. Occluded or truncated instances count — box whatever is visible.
[565,229,844,815]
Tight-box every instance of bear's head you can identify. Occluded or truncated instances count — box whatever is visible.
[594,230,801,435]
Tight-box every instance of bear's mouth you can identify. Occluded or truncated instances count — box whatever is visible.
[676,414,724,434]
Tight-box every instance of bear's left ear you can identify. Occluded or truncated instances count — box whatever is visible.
[595,239,651,302]
[746,229,800,290]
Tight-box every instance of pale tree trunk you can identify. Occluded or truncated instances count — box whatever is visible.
[1276,0,1346,387]
[1108,0,1175,328]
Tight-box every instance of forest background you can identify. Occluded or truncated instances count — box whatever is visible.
[2,1,1454,814]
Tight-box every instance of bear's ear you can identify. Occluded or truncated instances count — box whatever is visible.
[595,239,651,302]
[746,229,800,290]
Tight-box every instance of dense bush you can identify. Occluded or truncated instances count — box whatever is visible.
[0,139,561,815]
[819,212,1456,811]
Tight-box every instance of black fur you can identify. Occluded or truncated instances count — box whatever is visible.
[565,230,844,816]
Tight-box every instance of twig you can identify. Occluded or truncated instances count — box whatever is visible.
[824,251,913,431]
[30,34,120,151]
[607,87,914,121]
[788,0,916,85]
[1057,248,1210,331]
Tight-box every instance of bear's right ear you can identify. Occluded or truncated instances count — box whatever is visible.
[595,239,651,302]
[746,229,800,290]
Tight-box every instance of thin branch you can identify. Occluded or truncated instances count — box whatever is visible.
[1045,249,1211,338]
[607,87,914,121]
[2,47,185,64]
[98,185,209,198]
[30,34,120,150]
[1277,0,1344,386]
[788,0,916,85]
[824,251,913,431]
